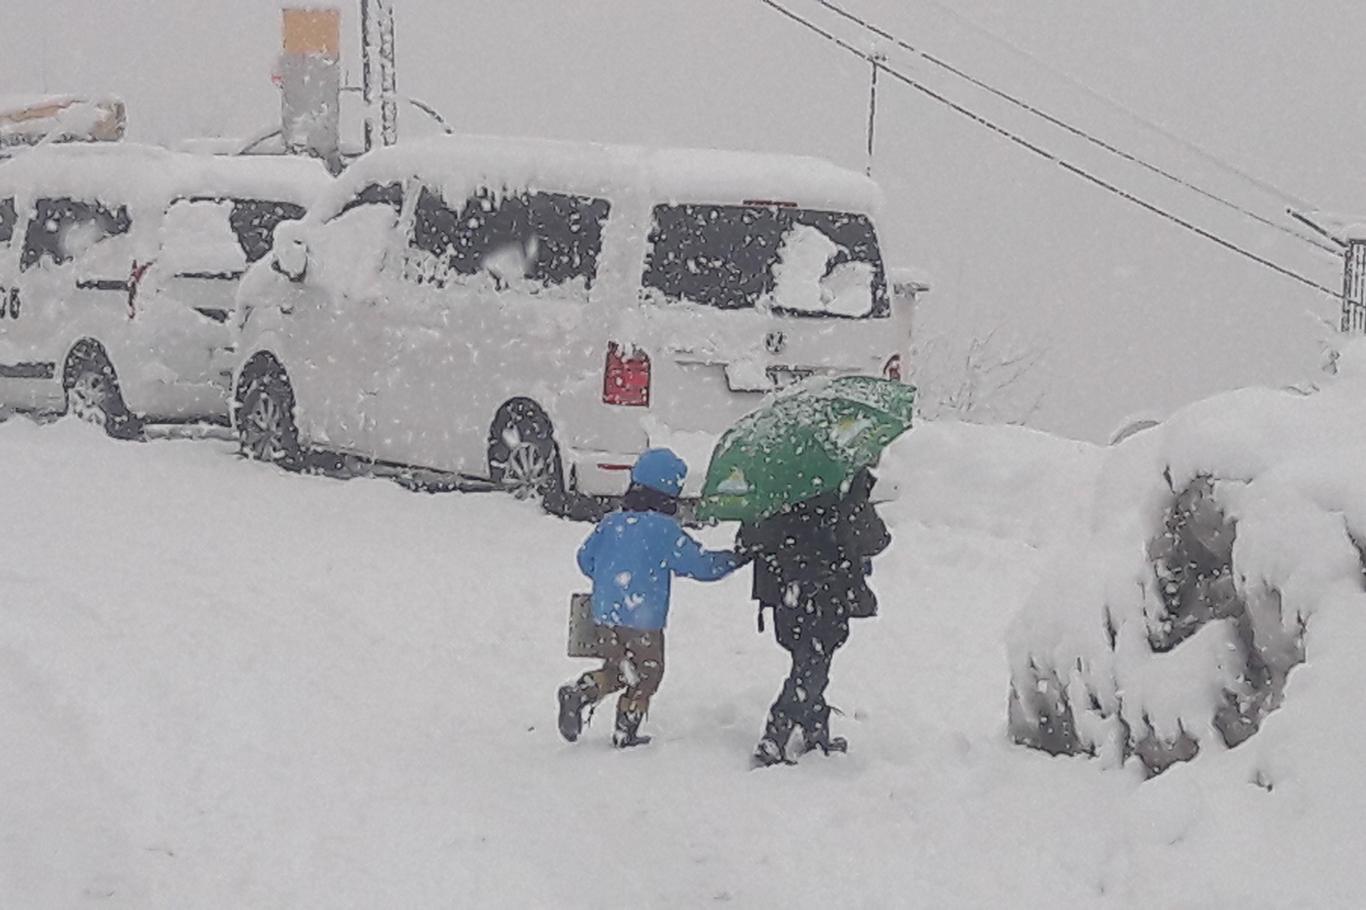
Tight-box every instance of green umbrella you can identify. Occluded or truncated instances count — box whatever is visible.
[697,375,915,523]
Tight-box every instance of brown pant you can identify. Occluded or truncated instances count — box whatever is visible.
[578,626,666,720]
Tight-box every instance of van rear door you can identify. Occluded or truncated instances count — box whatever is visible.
[637,201,905,420]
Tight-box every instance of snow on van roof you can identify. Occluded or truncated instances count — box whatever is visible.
[183,153,332,204]
[0,142,331,208]
[327,132,882,216]
[646,147,881,210]
[0,93,113,111]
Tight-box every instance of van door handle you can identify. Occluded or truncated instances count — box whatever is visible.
[174,270,245,281]
[76,278,130,292]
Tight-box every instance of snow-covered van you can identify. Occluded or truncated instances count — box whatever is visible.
[231,134,909,505]
[0,143,330,434]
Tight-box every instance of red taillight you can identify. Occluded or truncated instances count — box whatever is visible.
[603,342,651,407]
[883,353,903,382]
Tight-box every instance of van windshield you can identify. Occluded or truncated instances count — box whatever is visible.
[642,203,888,318]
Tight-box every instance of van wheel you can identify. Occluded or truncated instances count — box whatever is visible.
[236,371,302,469]
[63,347,142,440]
[488,400,567,513]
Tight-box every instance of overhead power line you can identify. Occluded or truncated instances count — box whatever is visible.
[754,0,1339,299]
[912,0,1320,213]
[815,0,1338,256]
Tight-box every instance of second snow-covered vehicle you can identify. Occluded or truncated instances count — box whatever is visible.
[231,134,909,507]
[0,143,330,435]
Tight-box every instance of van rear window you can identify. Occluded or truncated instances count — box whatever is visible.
[642,204,888,318]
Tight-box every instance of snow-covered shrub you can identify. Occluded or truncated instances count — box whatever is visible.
[908,323,1047,426]
[1007,341,1366,776]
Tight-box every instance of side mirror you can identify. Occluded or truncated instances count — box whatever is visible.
[272,237,308,284]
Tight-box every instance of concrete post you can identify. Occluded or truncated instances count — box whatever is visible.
[280,5,342,172]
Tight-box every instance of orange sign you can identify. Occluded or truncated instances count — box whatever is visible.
[282,7,341,59]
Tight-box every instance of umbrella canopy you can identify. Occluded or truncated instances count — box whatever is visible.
[697,375,915,523]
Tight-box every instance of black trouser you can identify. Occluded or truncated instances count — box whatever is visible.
[763,602,849,748]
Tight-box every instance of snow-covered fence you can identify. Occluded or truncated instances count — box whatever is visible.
[1007,343,1366,776]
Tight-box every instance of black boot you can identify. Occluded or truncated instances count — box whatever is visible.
[557,681,594,743]
[752,715,796,768]
[800,710,847,756]
[801,732,848,755]
[612,709,652,748]
[751,736,791,768]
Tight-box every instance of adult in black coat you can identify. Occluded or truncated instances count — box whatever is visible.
[736,467,891,766]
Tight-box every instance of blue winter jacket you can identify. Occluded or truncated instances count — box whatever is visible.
[577,510,739,631]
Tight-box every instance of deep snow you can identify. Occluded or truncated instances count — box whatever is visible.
[1,413,1360,907]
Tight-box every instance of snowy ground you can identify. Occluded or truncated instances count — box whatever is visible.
[1,415,1358,908]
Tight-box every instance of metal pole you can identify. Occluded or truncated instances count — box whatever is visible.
[361,0,374,153]
[865,53,884,177]
[1342,246,1350,335]
[378,0,398,146]
[1343,242,1366,335]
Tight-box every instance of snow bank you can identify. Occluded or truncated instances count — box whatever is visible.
[879,418,1101,550]
[1009,340,1366,777]
[5,406,1364,904]
[0,415,1115,907]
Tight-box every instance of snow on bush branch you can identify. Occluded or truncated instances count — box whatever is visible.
[1006,340,1366,776]
[909,323,1048,426]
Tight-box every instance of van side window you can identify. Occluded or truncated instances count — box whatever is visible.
[408,186,609,291]
[533,192,611,287]
[230,199,306,263]
[642,204,889,318]
[411,186,460,267]
[0,197,16,245]
[21,197,132,271]
[336,182,404,220]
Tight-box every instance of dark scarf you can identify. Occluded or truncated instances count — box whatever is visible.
[622,482,679,516]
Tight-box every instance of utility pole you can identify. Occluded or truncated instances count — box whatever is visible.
[865,53,885,178]
[1343,240,1366,334]
[1286,208,1364,335]
[361,0,399,151]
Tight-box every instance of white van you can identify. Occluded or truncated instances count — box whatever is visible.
[232,134,909,505]
[0,143,330,435]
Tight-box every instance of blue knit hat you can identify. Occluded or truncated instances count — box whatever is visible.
[631,448,687,497]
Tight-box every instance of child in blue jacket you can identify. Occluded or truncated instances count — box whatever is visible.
[557,448,740,748]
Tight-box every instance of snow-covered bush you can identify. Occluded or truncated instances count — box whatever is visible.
[1007,341,1366,776]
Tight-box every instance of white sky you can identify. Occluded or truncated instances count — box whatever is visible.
[5,0,1364,440]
